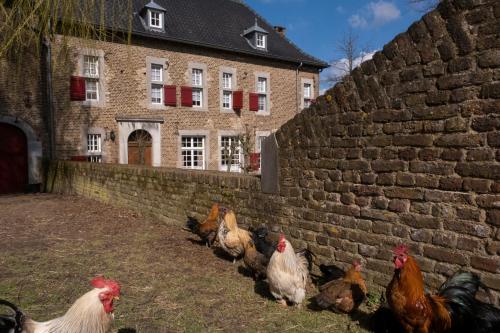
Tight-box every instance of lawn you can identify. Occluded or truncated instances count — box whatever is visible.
[0,194,374,332]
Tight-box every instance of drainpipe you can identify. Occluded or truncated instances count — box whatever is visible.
[295,62,303,113]
[42,26,55,160]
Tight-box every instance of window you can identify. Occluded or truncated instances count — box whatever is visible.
[304,83,312,108]
[222,72,232,109]
[181,136,205,170]
[220,136,241,172]
[192,68,203,107]
[87,134,102,163]
[257,77,268,112]
[150,64,163,104]
[83,55,99,102]
[256,33,266,49]
[149,10,162,28]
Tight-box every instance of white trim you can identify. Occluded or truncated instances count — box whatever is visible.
[118,121,162,167]
[187,62,208,111]
[148,10,163,29]
[76,48,106,108]
[177,130,210,170]
[255,72,271,116]
[217,130,243,172]
[146,56,169,110]
[301,77,315,110]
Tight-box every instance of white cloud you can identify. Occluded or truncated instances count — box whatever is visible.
[348,1,401,29]
[320,50,377,92]
[348,14,368,28]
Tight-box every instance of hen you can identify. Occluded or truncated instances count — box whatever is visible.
[266,233,309,307]
[313,260,367,313]
[242,238,269,280]
[0,276,120,333]
[250,225,275,259]
[217,209,251,263]
[386,244,500,333]
[186,203,220,247]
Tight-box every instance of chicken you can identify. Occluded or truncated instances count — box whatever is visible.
[250,225,275,259]
[242,238,269,280]
[217,209,251,263]
[313,260,367,313]
[319,263,345,282]
[185,203,220,247]
[386,244,500,333]
[266,233,309,307]
[0,276,120,333]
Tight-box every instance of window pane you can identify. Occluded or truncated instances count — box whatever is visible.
[151,64,163,82]
[87,134,101,153]
[150,11,161,27]
[83,56,99,77]
[304,83,311,98]
[192,88,202,107]
[151,84,162,104]
[257,77,267,93]
[192,69,202,86]
[181,136,205,169]
[85,79,98,101]
[222,91,232,109]
[258,94,266,111]
[222,73,232,89]
[220,136,241,171]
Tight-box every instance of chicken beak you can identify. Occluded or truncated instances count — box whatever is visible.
[114,296,120,300]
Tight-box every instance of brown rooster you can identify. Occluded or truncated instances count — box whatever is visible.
[185,203,220,247]
[313,260,367,313]
[217,209,252,263]
[385,244,500,333]
[242,238,269,280]
[0,276,120,333]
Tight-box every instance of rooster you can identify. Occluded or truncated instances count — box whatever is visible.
[185,203,220,247]
[319,263,345,282]
[313,260,367,313]
[266,233,309,307]
[0,276,120,333]
[386,244,500,333]
[217,209,252,263]
[242,238,269,280]
[250,225,276,259]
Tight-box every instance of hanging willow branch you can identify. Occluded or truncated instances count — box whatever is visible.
[0,0,133,59]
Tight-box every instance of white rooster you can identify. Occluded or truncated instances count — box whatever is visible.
[0,276,120,333]
[266,233,310,307]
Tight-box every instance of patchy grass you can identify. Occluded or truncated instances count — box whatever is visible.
[0,194,373,332]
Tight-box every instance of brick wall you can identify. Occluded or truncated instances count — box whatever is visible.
[43,0,500,304]
[274,0,499,300]
[49,35,319,169]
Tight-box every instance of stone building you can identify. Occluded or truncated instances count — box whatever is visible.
[0,0,327,193]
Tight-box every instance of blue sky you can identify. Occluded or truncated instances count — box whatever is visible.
[245,0,429,90]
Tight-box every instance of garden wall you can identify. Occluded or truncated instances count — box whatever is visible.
[47,0,500,303]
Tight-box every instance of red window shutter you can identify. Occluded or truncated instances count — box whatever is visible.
[70,76,86,101]
[249,93,259,111]
[250,153,261,171]
[233,91,243,110]
[181,86,193,107]
[164,85,177,106]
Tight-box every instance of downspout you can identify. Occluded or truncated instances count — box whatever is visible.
[42,25,55,160]
[295,61,303,113]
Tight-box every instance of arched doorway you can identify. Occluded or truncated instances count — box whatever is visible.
[128,130,152,166]
[0,123,28,194]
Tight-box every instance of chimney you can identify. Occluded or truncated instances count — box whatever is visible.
[274,26,286,37]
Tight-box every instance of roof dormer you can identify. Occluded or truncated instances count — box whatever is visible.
[243,19,268,51]
[140,0,166,31]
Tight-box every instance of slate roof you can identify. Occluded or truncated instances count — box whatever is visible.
[97,0,328,68]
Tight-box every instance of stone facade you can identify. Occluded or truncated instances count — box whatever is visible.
[47,0,500,304]
[50,35,319,170]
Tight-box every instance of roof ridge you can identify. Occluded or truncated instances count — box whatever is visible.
[234,0,327,67]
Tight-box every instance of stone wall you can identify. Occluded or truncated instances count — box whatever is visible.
[46,0,499,304]
[274,0,499,300]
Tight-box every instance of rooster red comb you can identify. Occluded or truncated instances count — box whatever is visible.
[91,276,121,296]
[393,244,409,256]
[279,233,286,242]
[352,260,361,267]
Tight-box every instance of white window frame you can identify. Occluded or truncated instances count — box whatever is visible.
[301,78,315,110]
[78,49,105,107]
[150,63,163,105]
[256,33,266,49]
[256,75,270,114]
[222,72,233,109]
[219,135,242,172]
[87,133,102,163]
[83,55,99,102]
[191,68,204,108]
[149,10,163,29]
[181,136,206,170]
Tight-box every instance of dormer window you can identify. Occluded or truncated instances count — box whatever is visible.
[149,10,162,29]
[243,19,269,51]
[256,33,266,49]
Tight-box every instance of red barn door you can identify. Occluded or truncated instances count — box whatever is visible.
[0,123,28,194]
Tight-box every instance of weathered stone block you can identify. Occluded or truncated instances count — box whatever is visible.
[402,213,440,229]
[372,160,406,172]
[471,256,499,273]
[410,161,455,175]
[394,134,434,147]
[478,50,500,68]
[385,187,424,200]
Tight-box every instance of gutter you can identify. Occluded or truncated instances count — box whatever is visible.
[42,31,55,160]
[296,62,303,113]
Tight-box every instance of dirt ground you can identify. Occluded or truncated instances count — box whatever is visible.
[0,194,373,333]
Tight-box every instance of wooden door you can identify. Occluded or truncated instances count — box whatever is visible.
[0,123,28,194]
[127,130,152,166]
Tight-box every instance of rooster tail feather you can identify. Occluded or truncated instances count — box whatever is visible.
[0,299,24,331]
[296,249,315,272]
[319,264,345,281]
[428,295,452,332]
[185,216,199,232]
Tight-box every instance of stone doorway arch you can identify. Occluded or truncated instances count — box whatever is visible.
[127,129,152,166]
